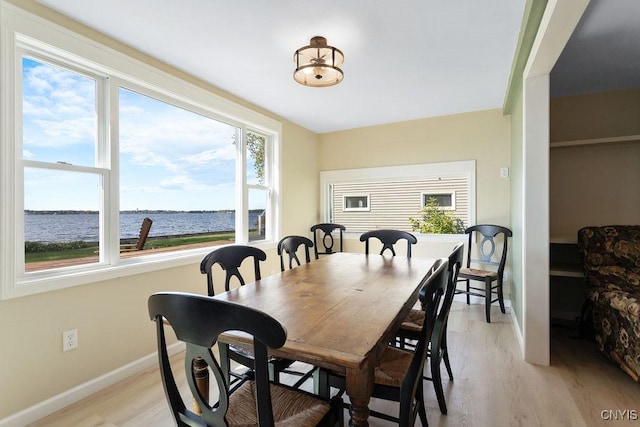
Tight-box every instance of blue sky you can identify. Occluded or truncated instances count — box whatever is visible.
[22,57,258,211]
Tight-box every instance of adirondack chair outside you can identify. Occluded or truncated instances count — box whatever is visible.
[120,217,153,252]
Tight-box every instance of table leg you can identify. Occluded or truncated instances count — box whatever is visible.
[192,356,209,414]
[345,363,374,427]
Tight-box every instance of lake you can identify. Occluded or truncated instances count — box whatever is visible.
[24,211,263,243]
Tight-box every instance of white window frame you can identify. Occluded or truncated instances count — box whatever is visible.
[320,160,475,239]
[242,128,274,243]
[0,4,281,299]
[343,194,370,212]
[421,191,456,210]
[18,48,112,273]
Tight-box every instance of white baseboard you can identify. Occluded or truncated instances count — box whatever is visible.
[454,293,522,355]
[510,304,525,358]
[0,342,185,427]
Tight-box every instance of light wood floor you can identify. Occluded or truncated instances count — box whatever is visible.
[30,302,640,427]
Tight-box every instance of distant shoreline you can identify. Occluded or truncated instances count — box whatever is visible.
[24,209,264,215]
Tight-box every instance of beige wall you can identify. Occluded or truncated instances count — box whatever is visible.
[0,1,319,419]
[280,123,320,235]
[0,265,200,417]
[318,109,512,228]
[0,246,297,418]
[550,89,640,236]
[316,109,512,294]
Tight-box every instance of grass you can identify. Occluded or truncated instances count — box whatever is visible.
[145,233,234,249]
[25,232,236,264]
[25,246,99,263]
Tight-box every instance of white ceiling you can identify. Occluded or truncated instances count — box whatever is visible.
[34,0,527,134]
[32,0,638,134]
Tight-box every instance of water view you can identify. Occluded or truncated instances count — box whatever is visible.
[24,211,264,243]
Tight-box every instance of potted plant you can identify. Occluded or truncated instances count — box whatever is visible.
[409,197,465,234]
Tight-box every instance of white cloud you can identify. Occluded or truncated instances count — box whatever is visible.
[118,92,237,179]
[23,61,96,149]
[159,174,211,191]
[24,117,95,147]
[22,59,242,210]
[181,146,236,165]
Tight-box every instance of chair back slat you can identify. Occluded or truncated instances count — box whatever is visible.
[148,292,286,427]
[310,223,346,256]
[277,235,316,271]
[465,224,512,275]
[360,229,417,257]
[401,259,448,405]
[426,242,464,319]
[200,245,267,295]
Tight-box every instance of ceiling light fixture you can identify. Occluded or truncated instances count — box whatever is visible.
[293,36,344,87]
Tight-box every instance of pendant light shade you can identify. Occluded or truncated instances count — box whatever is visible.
[293,36,344,87]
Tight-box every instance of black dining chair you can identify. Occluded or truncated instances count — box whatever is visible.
[148,292,343,427]
[310,223,346,257]
[455,224,512,323]
[317,259,449,427]
[360,229,418,257]
[200,244,266,295]
[199,245,293,385]
[277,235,317,271]
[396,242,464,414]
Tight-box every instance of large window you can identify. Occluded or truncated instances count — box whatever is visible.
[1,11,280,298]
[22,57,104,272]
[118,88,239,247]
[320,161,475,234]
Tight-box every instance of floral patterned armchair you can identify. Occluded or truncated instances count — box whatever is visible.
[578,225,640,381]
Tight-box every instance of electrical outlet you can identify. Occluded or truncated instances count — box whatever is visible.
[62,328,78,352]
[500,167,509,178]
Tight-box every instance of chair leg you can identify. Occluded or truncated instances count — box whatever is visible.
[443,349,453,381]
[485,277,492,323]
[417,383,429,426]
[431,351,447,415]
[315,368,330,398]
[497,278,506,313]
[442,330,453,381]
[465,279,470,305]
[218,342,231,386]
[268,362,278,383]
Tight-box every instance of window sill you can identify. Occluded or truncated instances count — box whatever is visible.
[5,240,277,300]
[413,233,466,242]
[343,232,465,242]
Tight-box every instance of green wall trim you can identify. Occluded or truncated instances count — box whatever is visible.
[503,0,549,114]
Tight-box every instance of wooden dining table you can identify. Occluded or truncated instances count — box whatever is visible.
[214,252,436,427]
